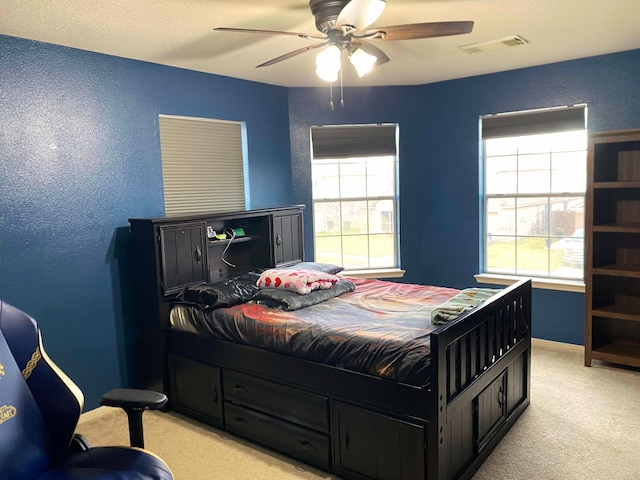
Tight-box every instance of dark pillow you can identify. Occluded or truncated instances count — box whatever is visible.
[285,262,344,275]
[177,270,262,309]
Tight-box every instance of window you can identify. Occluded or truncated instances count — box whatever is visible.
[159,115,247,215]
[311,124,399,272]
[481,105,587,282]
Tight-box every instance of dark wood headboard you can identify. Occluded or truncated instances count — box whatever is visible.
[128,205,305,390]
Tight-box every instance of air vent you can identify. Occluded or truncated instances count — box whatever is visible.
[458,35,529,55]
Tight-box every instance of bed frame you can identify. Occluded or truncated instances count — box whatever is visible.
[129,206,531,480]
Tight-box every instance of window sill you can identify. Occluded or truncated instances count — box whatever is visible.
[475,273,585,293]
[342,268,406,279]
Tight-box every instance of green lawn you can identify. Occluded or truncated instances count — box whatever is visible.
[315,234,395,267]
[316,234,563,273]
[488,237,563,271]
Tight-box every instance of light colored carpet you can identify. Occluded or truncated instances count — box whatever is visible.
[77,341,640,480]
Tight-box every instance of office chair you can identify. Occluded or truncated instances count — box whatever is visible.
[0,300,174,480]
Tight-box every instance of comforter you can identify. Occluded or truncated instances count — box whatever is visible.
[170,277,460,386]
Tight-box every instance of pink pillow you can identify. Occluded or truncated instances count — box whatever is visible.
[256,268,339,295]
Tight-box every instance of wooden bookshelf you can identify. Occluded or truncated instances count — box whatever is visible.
[585,129,640,367]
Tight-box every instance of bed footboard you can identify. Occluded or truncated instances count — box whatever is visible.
[428,279,532,480]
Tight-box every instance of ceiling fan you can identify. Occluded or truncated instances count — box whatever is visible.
[213,0,474,82]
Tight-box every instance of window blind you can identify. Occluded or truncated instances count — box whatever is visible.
[159,115,246,215]
[311,124,397,159]
[481,105,586,140]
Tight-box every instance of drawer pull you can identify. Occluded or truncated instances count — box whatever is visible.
[233,384,246,393]
[299,440,316,452]
[233,416,248,424]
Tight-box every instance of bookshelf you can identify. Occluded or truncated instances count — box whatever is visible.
[585,129,640,368]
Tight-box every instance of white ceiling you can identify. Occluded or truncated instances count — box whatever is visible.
[2,0,640,88]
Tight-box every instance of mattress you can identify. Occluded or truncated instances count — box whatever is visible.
[170,277,460,387]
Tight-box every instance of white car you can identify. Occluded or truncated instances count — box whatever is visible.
[563,229,584,268]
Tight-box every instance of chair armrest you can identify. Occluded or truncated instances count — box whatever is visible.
[99,389,167,448]
[100,388,167,411]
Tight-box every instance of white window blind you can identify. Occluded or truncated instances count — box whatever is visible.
[159,114,246,215]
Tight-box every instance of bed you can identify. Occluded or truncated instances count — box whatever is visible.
[165,269,531,480]
[128,207,531,480]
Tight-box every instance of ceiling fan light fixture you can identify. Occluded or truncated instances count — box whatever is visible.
[316,67,339,82]
[349,47,377,77]
[316,44,342,81]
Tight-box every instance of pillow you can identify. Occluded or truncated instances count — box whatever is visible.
[254,278,356,311]
[256,268,339,295]
[177,270,262,309]
[284,262,344,275]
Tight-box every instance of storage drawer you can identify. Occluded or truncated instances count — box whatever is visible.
[477,370,507,450]
[168,354,223,427]
[332,401,425,480]
[225,403,330,470]
[224,370,328,432]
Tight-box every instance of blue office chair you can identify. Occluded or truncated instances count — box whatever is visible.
[0,300,173,480]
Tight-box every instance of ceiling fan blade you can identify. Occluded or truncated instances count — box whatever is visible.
[352,40,390,66]
[360,21,474,41]
[336,0,387,31]
[256,41,328,68]
[213,27,326,41]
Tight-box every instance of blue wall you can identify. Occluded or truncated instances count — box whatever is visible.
[0,35,293,409]
[288,49,640,346]
[2,31,640,409]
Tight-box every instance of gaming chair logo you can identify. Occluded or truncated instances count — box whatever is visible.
[0,359,18,425]
[0,405,17,424]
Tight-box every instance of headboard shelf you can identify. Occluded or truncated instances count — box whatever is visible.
[207,235,256,246]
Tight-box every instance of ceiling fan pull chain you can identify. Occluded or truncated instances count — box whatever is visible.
[340,68,344,108]
[329,81,334,110]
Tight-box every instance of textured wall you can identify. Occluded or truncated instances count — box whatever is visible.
[2,31,640,410]
[0,34,292,409]
[289,49,640,345]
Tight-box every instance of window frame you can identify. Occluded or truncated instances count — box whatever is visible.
[310,124,401,275]
[477,106,587,292]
